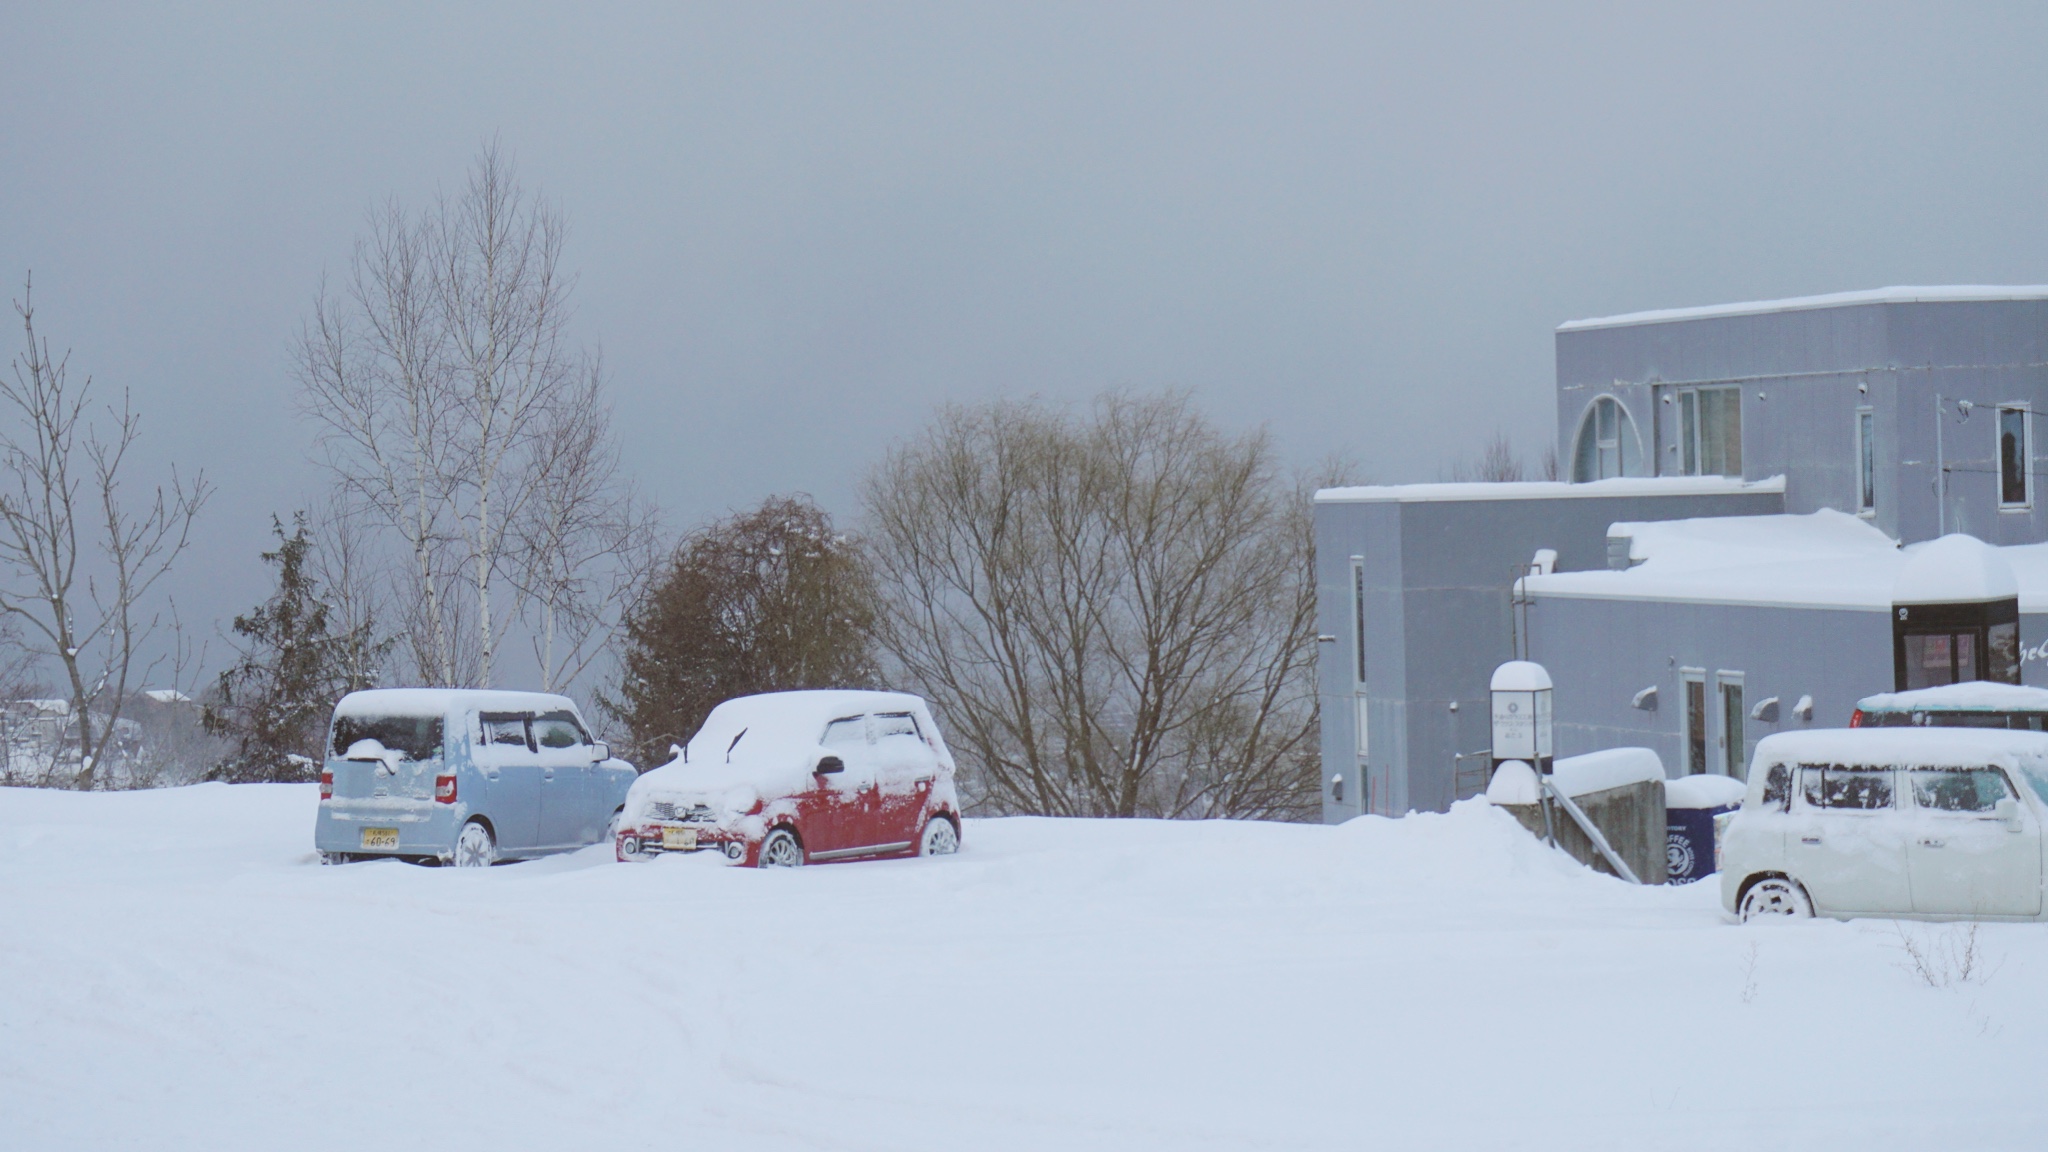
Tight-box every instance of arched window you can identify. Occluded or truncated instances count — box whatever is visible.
[1571,396,1642,482]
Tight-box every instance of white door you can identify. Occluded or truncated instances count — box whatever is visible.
[1905,767,2043,916]
[1789,765,1911,914]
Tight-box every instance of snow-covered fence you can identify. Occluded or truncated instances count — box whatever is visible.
[1487,749,1667,884]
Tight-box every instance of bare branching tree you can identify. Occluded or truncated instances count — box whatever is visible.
[511,359,659,692]
[0,277,210,789]
[1447,431,1527,482]
[299,142,633,691]
[864,392,1320,821]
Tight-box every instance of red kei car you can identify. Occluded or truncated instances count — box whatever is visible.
[615,690,962,866]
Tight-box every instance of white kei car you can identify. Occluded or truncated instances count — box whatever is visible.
[1722,728,2048,923]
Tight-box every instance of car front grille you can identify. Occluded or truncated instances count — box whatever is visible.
[649,800,714,822]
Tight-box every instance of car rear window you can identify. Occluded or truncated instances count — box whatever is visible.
[333,713,444,761]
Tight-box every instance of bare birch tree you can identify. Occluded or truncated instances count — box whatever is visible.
[435,142,577,685]
[0,277,210,789]
[300,142,629,691]
[864,392,1320,820]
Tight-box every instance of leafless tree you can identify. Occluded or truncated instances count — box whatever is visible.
[510,358,660,692]
[298,199,464,683]
[1447,431,1528,482]
[435,141,579,685]
[0,277,210,789]
[299,142,622,690]
[304,491,393,688]
[864,392,1321,821]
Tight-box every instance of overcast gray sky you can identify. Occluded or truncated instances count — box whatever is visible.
[6,2,2048,655]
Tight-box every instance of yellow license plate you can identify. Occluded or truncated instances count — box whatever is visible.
[661,827,697,851]
[360,827,400,850]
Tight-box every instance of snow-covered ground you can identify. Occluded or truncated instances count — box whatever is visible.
[4,785,2045,1151]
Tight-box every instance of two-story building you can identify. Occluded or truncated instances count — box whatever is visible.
[1317,286,2048,822]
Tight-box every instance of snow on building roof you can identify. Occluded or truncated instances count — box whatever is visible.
[1525,511,2048,612]
[1558,285,2048,332]
[1314,475,1783,504]
[1892,534,2018,605]
[141,689,192,705]
[1855,682,2048,713]
[1525,509,1903,610]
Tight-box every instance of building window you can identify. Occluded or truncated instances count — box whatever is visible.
[1718,673,1746,780]
[1856,407,1875,514]
[1570,395,1641,481]
[1999,403,2030,509]
[1681,669,1707,775]
[1350,558,1367,686]
[1676,386,1742,477]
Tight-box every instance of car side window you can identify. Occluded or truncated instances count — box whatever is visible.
[1909,767,2015,813]
[822,716,868,747]
[480,712,534,751]
[1760,763,1792,810]
[532,711,585,750]
[1800,764,1894,811]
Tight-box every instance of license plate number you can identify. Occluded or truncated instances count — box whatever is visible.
[360,827,400,850]
[662,827,697,851]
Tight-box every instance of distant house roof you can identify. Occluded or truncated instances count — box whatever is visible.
[142,689,192,705]
[1558,285,2048,333]
[1314,475,1783,505]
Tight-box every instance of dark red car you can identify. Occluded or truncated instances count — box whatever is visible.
[616,690,962,866]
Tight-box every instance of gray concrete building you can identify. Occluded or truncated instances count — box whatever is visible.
[1319,287,2048,824]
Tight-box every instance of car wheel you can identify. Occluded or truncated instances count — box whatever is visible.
[758,828,805,868]
[453,820,496,868]
[604,807,623,844]
[1739,876,1812,922]
[918,815,960,857]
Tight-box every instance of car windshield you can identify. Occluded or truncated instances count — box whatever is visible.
[332,712,445,761]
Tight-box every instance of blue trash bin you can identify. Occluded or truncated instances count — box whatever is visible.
[1663,776,1747,883]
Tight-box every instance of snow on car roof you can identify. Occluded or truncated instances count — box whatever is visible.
[1753,726,2048,768]
[333,688,581,717]
[683,689,948,766]
[1855,682,2048,713]
[1525,511,2048,611]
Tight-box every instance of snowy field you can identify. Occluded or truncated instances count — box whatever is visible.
[4,785,2046,1151]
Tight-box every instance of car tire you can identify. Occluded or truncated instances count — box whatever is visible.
[758,828,805,868]
[918,815,960,857]
[604,807,623,845]
[1738,875,1813,922]
[453,820,496,868]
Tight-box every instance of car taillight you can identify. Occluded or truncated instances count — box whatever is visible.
[1849,709,1866,728]
[319,771,333,800]
[435,774,457,803]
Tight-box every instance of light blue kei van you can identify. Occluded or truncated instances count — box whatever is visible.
[315,688,637,866]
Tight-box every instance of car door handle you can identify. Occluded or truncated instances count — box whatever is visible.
[1918,837,1945,848]
[1800,836,1822,845]
[543,768,555,781]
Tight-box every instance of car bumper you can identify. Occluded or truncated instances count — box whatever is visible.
[616,822,751,863]
[316,801,464,860]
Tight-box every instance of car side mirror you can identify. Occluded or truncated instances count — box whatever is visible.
[590,742,610,764]
[814,755,845,776]
[1995,796,2023,832]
